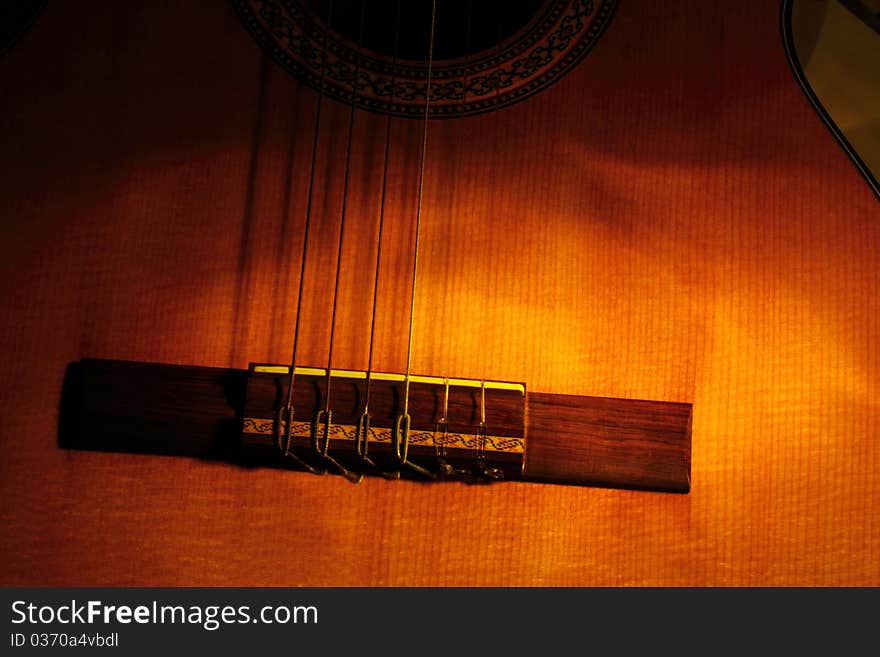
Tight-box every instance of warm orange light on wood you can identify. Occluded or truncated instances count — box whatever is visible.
[0,0,876,586]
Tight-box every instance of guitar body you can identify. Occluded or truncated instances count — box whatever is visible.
[0,0,877,585]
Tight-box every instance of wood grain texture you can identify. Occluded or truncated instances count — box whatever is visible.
[524,392,691,492]
[0,0,877,586]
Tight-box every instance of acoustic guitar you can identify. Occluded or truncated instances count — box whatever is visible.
[0,0,876,586]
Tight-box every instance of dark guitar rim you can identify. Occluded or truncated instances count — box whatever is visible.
[779,0,880,200]
[0,0,48,57]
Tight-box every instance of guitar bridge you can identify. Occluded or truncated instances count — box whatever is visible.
[242,364,527,481]
[67,358,691,493]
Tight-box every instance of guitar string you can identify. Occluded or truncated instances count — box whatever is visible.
[435,0,474,467]
[472,22,507,477]
[469,1,498,473]
[400,0,439,422]
[358,0,402,463]
[322,0,366,408]
[280,0,335,468]
[313,0,369,483]
[479,22,506,466]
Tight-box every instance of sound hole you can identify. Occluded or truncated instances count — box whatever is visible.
[302,0,546,62]
[233,0,619,117]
